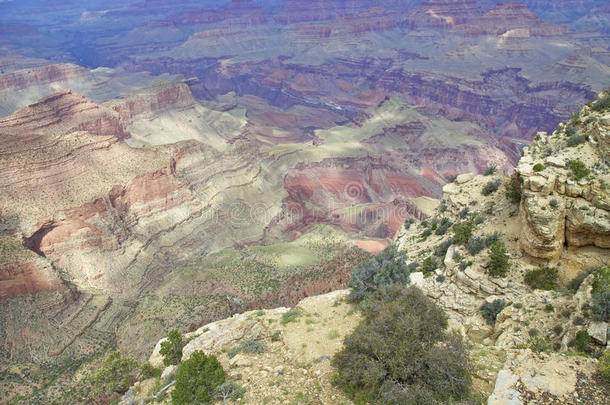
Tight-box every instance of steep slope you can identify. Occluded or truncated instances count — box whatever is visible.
[129,93,610,404]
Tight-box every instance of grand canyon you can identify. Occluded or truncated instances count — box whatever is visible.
[0,0,609,403]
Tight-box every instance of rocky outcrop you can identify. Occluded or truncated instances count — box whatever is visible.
[0,250,64,301]
[0,63,88,92]
[0,90,128,139]
[0,91,166,231]
[105,82,195,122]
[139,290,358,404]
[488,350,606,404]
[516,101,610,259]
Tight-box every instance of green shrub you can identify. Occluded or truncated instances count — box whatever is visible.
[160,330,185,367]
[505,174,521,203]
[453,220,475,245]
[228,339,267,358]
[281,307,303,325]
[591,92,610,112]
[90,351,138,400]
[332,285,471,404]
[484,164,497,176]
[567,271,589,293]
[569,331,592,354]
[215,380,246,403]
[272,330,282,341]
[434,238,453,258]
[435,217,453,236]
[591,266,610,295]
[459,207,470,219]
[569,160,589,180]
[553,325,563,336]
[480,299,506,325]
[140,362,161,380]
[566,134,587,147]
[467,236,485,255]
[172,351,225,404]
[446,174,458,183]
[592,291,610,322]
[533,163,545,172]
[349,245,411,302]
[487,241,509,277]
[529,336,551,354]
[600,351,610,383]
[421,256,439,274]
[482,180,501,196]
[524,267,559,291]
[549,199,559,208]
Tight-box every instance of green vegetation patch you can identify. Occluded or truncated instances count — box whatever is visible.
[524,267,559,291]
[332,285,471,404]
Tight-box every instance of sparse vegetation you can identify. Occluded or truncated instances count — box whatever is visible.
[172,351,226,404]
[528,336,551,354]
[90,351,138,401]
[140,362,161,380]
[160,330,185,367]
[549,199,559,209]
[532,163,545,172]
[281,307,304,325]
[486,241,509,277]
[349,245,410,302]
[215,381,246,404]
[480,299,506,325]
[569,331,592,355]
[434,238,453,258]
[484,164,497,176]
[453,219,475,245]
[569,159,589,180]
[228,339,267,358]
[482,179,501,196]
[600,351,610,383]
[421,255,439,274]
[567,271,589,293]
[591,91,610,112]
[592,291,610,322]
[566,134,587,147]
[505,173,521,203]
[332,285,471,404]
[435,217,453,236]
[524,267,559,291]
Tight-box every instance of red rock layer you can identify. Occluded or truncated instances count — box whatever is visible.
[107,82,195,122]
[278,157,435,238]
[0,90,128,139]
[0,63,88,91]
[0,257,64,301]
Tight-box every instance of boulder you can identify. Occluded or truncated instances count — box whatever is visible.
[587,321,608,345]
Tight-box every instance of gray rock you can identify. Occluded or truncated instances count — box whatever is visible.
[587,322,608,345]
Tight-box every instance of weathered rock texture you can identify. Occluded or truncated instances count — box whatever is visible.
[517,102,610,259]
[488,350,606,404]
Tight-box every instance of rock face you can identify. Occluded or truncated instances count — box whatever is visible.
[106,82,195,122]
[516,102,610,259]
[0,90,163,232]
[455,2,569,36]
[406,0,484,29]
